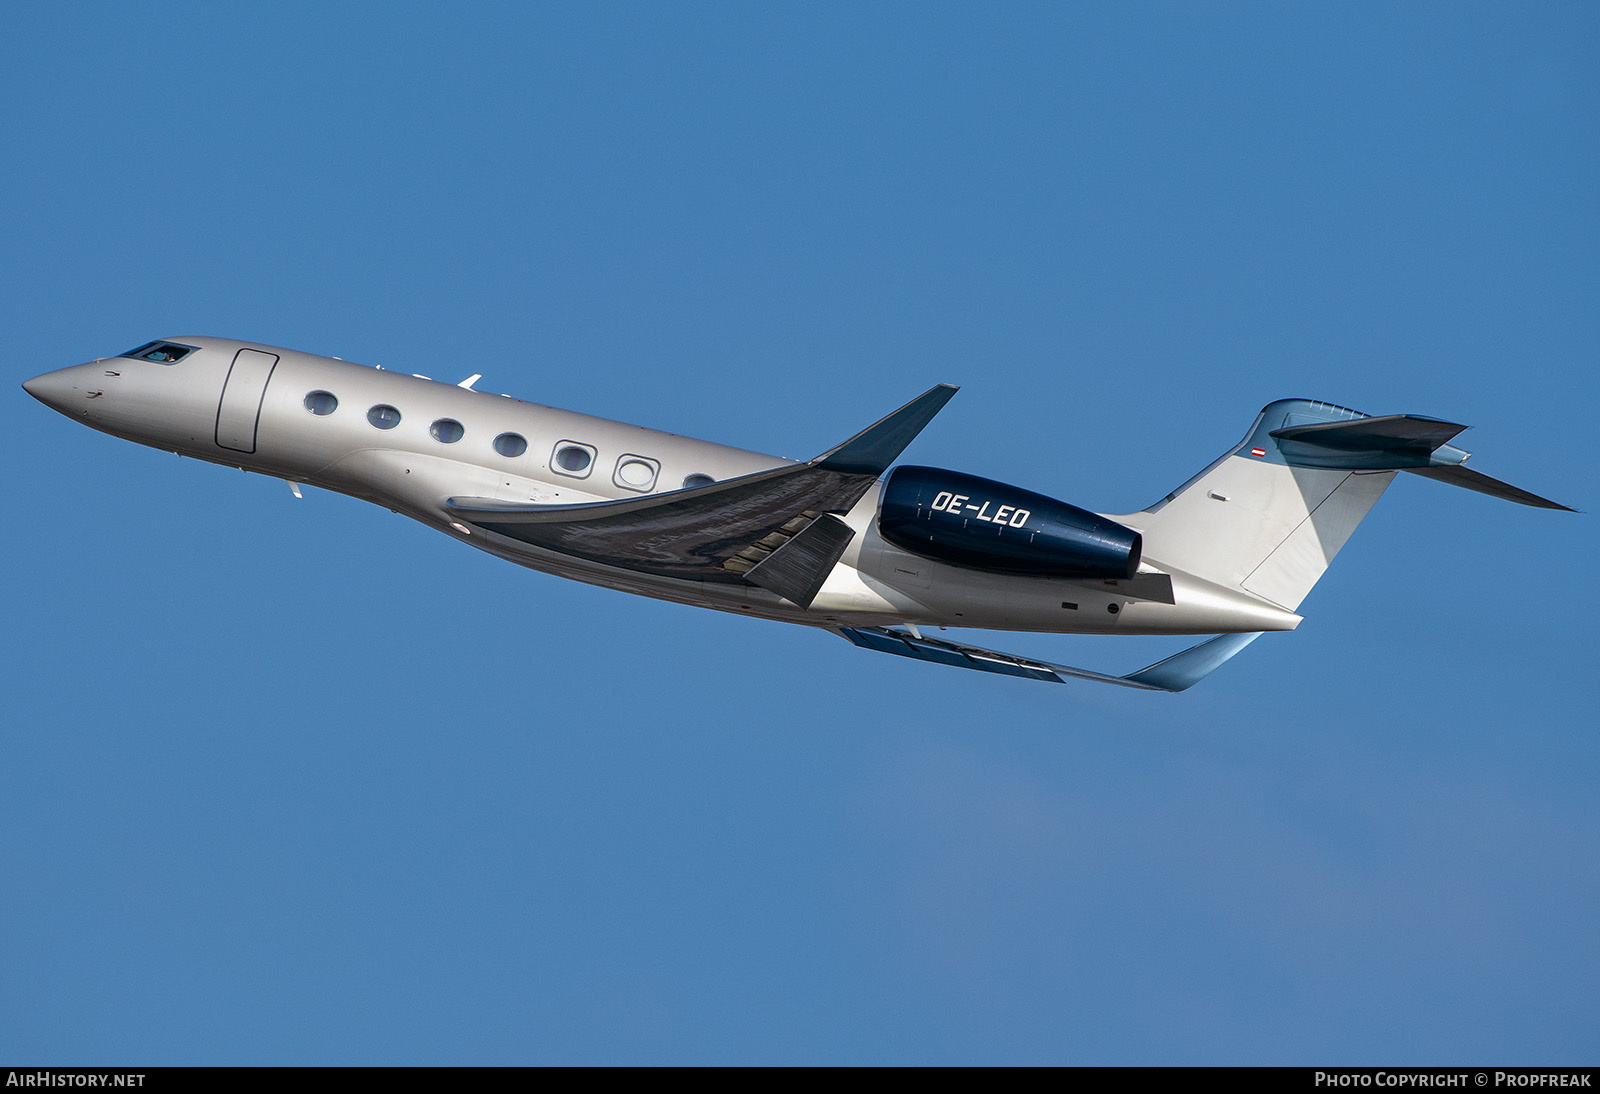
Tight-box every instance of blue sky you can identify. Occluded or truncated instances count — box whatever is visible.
[4,1,1596,1065]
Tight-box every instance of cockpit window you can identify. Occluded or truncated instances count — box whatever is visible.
[119,341,196,364]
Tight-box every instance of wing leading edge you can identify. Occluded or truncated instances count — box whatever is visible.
[445,384,958,605]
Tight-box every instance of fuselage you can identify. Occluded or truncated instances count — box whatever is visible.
[24,337,1301,636]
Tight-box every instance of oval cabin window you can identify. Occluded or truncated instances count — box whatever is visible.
[303,391,338,416]
[367,404,402,430]
[553,443,594,476]
[614,457,658,491]
[494,432,528,458]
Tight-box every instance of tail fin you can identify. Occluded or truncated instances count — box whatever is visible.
[1116,399,1571,612]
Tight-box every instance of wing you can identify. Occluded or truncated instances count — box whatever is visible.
[837,626,1264,692]
[445,384,958,605]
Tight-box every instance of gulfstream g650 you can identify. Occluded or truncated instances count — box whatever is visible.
[25,337,1570,691]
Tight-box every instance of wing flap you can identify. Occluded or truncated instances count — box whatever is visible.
[744,513,857,608]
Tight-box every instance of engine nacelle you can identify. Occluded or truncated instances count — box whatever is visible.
[878,465,1141,580]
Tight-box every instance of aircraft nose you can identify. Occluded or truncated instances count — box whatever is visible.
[23,365,88,414]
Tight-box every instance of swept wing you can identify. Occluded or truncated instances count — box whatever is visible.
[445,384,958,606]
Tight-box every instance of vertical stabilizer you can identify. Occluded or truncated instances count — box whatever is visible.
[1114,398,1569,612]
[1113,401,1394,612]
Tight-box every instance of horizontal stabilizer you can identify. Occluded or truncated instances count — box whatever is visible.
[1260,406,1571,509]
[1406,465,1576,511]
[1269,413,1470,470]
[1271,413,1467,451]
[836,627,1264,692]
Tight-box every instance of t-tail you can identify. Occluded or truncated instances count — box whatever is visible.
[1117,398,1572,614]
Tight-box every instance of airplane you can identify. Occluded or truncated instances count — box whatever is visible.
[23,337,1572,692]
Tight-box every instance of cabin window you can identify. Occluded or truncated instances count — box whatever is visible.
[682,473,715,490]
[119,341,196,364]
[614,455,659,492]
[430,418,465,444]
[552,442,595,477]
[303,391,338,416]
[493,432,528,458]
[367,404,402,430]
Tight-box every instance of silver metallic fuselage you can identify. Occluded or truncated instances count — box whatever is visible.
[24,337,1300,637]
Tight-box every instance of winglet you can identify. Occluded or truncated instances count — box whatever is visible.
[1120,631,1264,691]
[813,384,958,476]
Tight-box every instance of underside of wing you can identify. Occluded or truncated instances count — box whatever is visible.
[837,626,1264,691]
[445,384,958,604]
[448,463,873,583]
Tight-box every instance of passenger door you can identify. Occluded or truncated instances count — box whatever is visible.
[214,348,279,453]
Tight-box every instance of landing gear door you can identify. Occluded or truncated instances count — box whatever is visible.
[215,349,279,453]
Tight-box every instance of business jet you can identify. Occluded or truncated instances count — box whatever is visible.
[24,337,1570,691]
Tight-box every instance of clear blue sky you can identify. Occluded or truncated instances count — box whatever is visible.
[4,1,1595,1065]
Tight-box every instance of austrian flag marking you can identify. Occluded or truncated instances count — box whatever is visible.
[1250,447,1267,457]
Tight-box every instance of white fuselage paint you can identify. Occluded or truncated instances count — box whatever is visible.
[27,337,1301,637]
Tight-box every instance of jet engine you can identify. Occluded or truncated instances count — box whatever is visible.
[877,465,1141,579]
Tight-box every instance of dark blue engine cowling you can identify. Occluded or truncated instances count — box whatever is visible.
[878,465,1141,579]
